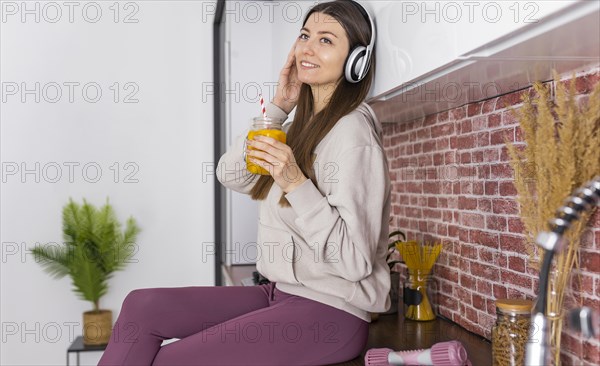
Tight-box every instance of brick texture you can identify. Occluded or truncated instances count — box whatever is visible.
[383,68,600,364]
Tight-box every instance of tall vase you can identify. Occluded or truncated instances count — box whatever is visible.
[547,270,568,366]
[404,269,435,321]
[548,311,565,366]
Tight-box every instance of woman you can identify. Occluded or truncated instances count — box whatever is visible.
[98,1,390,365]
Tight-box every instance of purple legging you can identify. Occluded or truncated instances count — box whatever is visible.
[97,282,368,365]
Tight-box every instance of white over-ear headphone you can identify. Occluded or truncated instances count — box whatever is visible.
[344,0,376,84]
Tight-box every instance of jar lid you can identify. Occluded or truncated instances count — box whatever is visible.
[496,299,533,312]
[252,116,284,123]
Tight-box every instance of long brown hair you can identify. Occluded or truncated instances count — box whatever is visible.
[250,0,376,206]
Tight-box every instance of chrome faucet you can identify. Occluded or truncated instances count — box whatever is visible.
[525,176,600,366]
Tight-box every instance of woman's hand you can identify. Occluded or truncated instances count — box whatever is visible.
[273,43,302,115]
[246,135,307,194]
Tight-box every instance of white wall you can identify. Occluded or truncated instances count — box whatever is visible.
[1,1,216,365]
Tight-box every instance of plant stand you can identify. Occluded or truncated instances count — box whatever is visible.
[66,336,107,366]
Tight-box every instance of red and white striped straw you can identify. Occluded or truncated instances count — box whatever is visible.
[259,94,267,118]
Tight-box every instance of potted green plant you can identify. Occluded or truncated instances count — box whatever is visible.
[30,198,140,345]
[386,230,406,271]
[380,229,406,315]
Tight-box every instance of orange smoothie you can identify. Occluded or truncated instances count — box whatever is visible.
[246,129,287,175]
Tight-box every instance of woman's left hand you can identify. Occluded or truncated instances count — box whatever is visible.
[246,135,308,194]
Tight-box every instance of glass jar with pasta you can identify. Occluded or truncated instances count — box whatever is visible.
[491,298,533,366]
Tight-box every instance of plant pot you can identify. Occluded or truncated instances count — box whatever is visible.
[83,309,112,346]
[381,271,400,315]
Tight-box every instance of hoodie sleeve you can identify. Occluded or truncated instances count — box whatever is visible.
[216,131,259,194]
[284,144,390,282]
[216,102,290,194]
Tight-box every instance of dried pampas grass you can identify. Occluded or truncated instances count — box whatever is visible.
[506,71,600,365]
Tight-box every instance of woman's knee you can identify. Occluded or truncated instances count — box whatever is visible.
[121,288,161,316]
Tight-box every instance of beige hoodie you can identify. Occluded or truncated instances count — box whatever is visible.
[216,102,391,322]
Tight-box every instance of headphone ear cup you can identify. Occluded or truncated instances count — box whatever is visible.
[345,46,367,83]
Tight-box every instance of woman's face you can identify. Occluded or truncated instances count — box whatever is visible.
[295,12,350,91]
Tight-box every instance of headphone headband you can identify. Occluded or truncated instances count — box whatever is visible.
[345,0,376,83]
[348,0,376,49]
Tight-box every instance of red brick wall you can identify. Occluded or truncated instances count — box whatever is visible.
[381,67,600,365]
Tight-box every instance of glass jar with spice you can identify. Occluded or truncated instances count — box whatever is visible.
[492,298,533,366]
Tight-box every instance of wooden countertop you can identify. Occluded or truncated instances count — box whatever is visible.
[331,310,492,365]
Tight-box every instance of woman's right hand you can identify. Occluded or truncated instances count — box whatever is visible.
[273,43,302,114]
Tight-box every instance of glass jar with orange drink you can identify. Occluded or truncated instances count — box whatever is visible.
[246,116,287,175]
